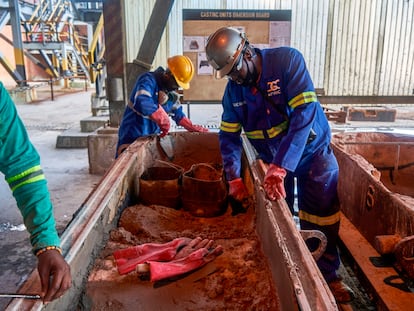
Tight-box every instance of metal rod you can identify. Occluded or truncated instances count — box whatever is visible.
[394,144,401,178]
[49,78,54,101]
[0,293,41,299]
[342,141,414,146]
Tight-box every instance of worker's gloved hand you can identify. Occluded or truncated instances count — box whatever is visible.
[179,117,208,133]
[263,164,287,200]
[37,249,71,303]
[150,106,170,137]
[228,177,249,201]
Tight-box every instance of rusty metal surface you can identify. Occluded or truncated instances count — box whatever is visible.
[394,236,414,280]
[299,229,328,261]
[6,132,339,310]
[339,213,414,311]
[245,138,338,311]
[332,132,414,280]
[181,163,227,217]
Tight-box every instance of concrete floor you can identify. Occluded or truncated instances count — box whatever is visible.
[1,87,414,309]
[0,87,102,309]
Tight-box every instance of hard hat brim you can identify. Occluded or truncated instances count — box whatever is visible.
[176,80,190,90]
[214,51,243,79]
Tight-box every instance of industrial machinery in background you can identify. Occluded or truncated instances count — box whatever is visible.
[0,0,107,115]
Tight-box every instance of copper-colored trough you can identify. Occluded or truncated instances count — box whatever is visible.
[5,132,337,311]
[332,131,414,310]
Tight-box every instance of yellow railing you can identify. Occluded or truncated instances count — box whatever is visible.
[88,14,105,83]
[22,1,104,82]
[29,0,67,23]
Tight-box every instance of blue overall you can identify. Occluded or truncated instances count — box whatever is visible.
[219,47,340,282]
[116,68,185,155]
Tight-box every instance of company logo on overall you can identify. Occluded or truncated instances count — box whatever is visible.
[267,79,281,96]
[232,101,245,107]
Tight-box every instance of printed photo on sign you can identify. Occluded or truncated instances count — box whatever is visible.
[183,36,205,52]
[197,52,213,75]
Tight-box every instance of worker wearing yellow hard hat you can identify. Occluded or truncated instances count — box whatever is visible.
[116,55,207,157]
[167,55,194,90]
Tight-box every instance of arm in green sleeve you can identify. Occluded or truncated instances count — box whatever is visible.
[0,82,60,254]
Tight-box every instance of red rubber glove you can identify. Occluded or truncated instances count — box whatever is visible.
[113,237,192,275]
[150,106,170,137]
[179,117,208,132]
[263,164,287,200]
[137,244,223,282]
[228,178,249,201]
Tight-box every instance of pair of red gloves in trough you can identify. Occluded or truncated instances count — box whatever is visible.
[113,237,223,282]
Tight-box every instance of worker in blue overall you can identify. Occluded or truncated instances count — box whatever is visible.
[205,27,354,303]
[116,55,207,157]
[0,82,71,303]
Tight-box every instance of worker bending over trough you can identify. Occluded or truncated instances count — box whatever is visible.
[205,27,354,303]
[116,55,207,157]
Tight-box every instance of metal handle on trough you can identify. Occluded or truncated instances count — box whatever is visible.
[299,229,328,261]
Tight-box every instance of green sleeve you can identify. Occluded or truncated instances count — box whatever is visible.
[0,82,60,254]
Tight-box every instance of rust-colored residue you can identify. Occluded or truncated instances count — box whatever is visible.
[85,204,280,310]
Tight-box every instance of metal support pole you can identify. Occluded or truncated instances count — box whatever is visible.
[8,0,27,86]
[103,0,126,127]
[49,79,54,101]
[126,0,175,96]
[104,0,175,127]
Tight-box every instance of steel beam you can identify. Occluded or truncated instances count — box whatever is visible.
[104,0,175,127]
[8,0,27,85]
[126,0,175,97]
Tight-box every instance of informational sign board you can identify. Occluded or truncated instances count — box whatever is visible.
[182,9,291,102]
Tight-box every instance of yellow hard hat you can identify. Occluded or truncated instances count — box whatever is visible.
[167,55,194,89]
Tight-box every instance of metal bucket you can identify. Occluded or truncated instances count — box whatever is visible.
[182,163,228,217]
[138,165,183,209]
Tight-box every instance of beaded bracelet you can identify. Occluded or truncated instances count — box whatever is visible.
[35,246,62,257]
